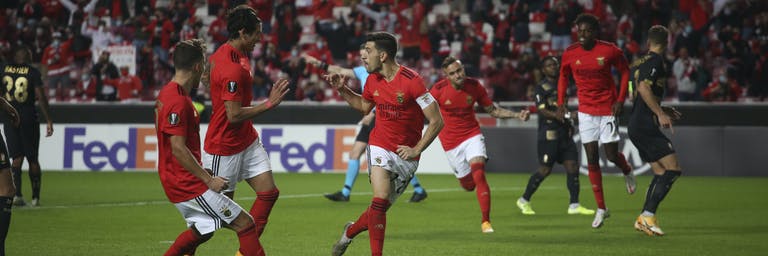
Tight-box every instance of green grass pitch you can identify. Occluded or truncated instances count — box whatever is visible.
[8,172,768,255]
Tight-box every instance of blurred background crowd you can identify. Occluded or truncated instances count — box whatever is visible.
[1,0,766,103]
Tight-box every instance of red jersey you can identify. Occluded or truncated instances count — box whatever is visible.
[430,78,492,151]
[41,41,73,76]
[362,66,429,153]
[155,82,207,203]
[205,43,258,155]
[104,75,142,100]
[557,40,630,116]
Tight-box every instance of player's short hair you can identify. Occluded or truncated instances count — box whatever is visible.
[574,13,599,30]
[226,5,262,40]
[13,45,32,63]
[173,39,206,71]
[441,56,461,69]
[647,25,669,47]
[365,32,398,61]
[540,56,559,68]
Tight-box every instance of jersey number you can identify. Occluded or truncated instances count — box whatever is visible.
[3,75,29,103]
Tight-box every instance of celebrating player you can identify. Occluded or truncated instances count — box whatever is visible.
[516,56,594,216]
[1,46,53,207]
[327,32,443,256]
[304,49,428,203]
[203,5,290,241]
[629,25,683,236]
[430,56,529,233]
[557,14,637,228]
[156,39,265,256]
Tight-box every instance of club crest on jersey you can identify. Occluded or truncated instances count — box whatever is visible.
[227,81,237,93]
[220,206,232,217]
[396,92,404,104]
[168,112,179,126]
[596,57,605,66]
[466,95,473,104]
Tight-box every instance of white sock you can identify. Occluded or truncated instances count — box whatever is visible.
[569,203,580,209]
[518,197,529,204]
[641,211,655,217]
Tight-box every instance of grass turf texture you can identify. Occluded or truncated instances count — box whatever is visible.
[8,172,768,255]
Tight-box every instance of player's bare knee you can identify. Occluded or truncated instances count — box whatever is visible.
[229,212,255,232]
[11,158,23,167]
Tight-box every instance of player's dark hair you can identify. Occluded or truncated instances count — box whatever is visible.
[540,56,559,68]
[226,5,262,40]
[647,25,669,48]
[173,39,206,71]
[13,45,32,63]
[365,32,398,61]
[441,56,461,69]
[574,13,599,30]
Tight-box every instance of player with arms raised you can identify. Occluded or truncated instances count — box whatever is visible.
[327,32,443,256]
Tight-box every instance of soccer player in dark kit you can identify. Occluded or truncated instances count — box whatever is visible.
[628,25,683,236]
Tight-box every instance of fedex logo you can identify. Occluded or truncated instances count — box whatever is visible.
[63,127,156,171]
[260,127,361,173]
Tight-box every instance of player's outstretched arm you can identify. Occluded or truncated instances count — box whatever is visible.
[170,135,228,192]
[224,79,290,123]
[324,73,372,114]
[397,101,443,160]
[302,54,355,78]
[484,104,530,121]
[35,86,54,136]
[0,97,19,127]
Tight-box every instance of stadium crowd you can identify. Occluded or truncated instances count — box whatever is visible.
[0,0,766,103]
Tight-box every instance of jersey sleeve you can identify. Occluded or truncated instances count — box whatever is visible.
[411,78,434,109]
[613,46,631,102]
[557,53,572,105]
[219,68,245,102]
[534,84,547,110]
[160,98,190,137]
[475,81,493,107]
[636,57,661,86]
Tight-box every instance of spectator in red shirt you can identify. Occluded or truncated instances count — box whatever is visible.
[75,72,97,101]
[702,72,743,101]
[41,32,73,100]
[208,8,228,50]
[103,66,143,101]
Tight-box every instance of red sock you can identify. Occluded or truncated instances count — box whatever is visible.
[587,164,606,209]
[237,223,265,256]
[250,188,279,237]
[369,197,390,256]
[458,175,476,191]
[471,162,491,223]
[164,229,208,256]
[615,153,632,175]
[346,207,370,238]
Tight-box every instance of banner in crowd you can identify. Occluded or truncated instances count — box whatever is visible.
[32,124,453,173]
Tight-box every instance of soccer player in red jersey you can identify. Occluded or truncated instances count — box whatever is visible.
[430,56,529,233]
[326,32,444,256]
[556,13,636,228]
[155,39,265,256]
[202,5,289,241]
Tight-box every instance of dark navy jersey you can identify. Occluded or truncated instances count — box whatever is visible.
[534,77,571,140]
[1,63,42,117]
[629,52,667,125]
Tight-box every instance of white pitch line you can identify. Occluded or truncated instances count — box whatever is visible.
[16,186,558,211]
